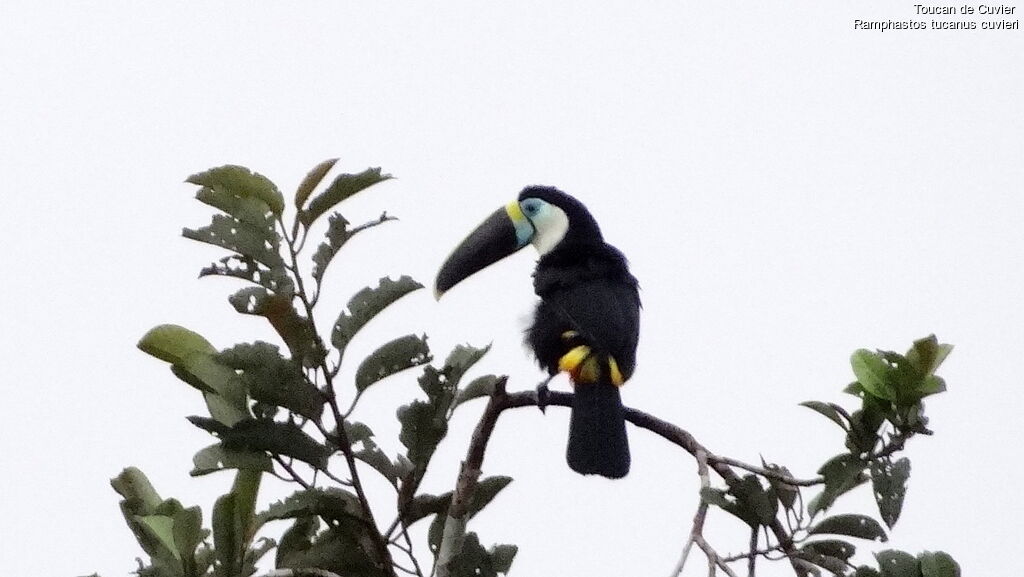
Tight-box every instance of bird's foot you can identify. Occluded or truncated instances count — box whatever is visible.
[535,378,552,414]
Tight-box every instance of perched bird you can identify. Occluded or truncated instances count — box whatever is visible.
[435,186,640,478]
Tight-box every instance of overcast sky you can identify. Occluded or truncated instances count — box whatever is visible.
[2,2,1021,576]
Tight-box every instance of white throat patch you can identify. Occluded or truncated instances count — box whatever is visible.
[530,205,570,256]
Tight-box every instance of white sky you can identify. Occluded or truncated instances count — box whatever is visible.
[2,2,1021,576]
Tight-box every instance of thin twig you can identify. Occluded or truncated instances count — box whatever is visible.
[669,450,711,577]
[258,569,342,577]
[707,455,824,486]
[278,215,396,576]
[445,387,804,575]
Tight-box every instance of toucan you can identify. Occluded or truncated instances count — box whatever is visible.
[435,186,640,478]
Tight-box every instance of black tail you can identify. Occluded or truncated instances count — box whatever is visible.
[567,382,630,478]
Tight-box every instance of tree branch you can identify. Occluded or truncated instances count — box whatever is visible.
[436,384,806,576]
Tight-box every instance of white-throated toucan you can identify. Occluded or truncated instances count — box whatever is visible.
[435,186,640,478]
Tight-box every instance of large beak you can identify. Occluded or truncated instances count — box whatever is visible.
[435,202,535,298]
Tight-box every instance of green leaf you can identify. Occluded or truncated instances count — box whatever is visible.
[875,550,920,577]
[802,539,856,561]
[762,460,799,510]
[906,335,953,377]
[446,532,515,577]
[199,254,294,296]
[187,416,233,436]
[136,515,181,561]
[855,567,882,577]
[172,353,249,426]
[228,288,321,368]
[213,494,238,577]
[222,419,331,469]
[295,158,338,209]
[138,325,215,365]
[795,549,848,575]
[354,334,432,393]
[191,444,273,476]
[300,166,392,227]
[276,516,319,568]
[410,476,513,526]
[345,420,398,484]
[111,467,163,514]
[851,349,897,401]
[258,487,364,525]
[800,401,849,430]
[872,457,911,529]
[442,343,492,389]
[809,514,887,542]
[195,186,275,230]
[331,276,424,362]
[916,375,946,397]
[489,544,518,574]
[809,454,867,517]
[183,214,284,270]
[919,551,960,577]
[398,400,448,469]
[701,478,772,528]
[311,212,395,283]
[277,526,386,577]
[171,506,206,568]
[455,375,502,407]
[187,164,285,216]
[218,342,324,420]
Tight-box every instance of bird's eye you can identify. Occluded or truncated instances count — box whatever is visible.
[522,199,543,216]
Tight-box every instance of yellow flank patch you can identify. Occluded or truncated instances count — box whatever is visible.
[608,357,625,386]
[505,201,526,222]
[558,345,591,373]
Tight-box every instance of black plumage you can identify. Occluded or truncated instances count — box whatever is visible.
[521,187,641,478]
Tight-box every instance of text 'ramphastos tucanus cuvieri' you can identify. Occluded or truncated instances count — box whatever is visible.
[435,186,640,479]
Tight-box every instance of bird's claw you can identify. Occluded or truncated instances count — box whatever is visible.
[536,380,550,414]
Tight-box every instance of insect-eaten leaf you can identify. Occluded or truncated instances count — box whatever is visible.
[441,343,492,390]
[761,459,799,510]
[300,166,392,227]
[228,288,322,368]
[218,342,324,420]
[331,276,424,361]
[700,476,777,529]
[444,532,517,577]
[275,516,320,569]
[183,214,284,271]
[801,539,857,561]
[809,454,867,517]
[199,254,294,296]
[276,524,387,577]
[406,476,513,526]
[871,457,911,529]
[220,419,331,469]
[312,212,395,282]
[258,487,364,526]
[187,164,285,216]
[398,400,448,470]
[345,420,399,484]
[455,375,503,407]
[355,334,432,393]
[809,514,888,542]
[190,444,274,477]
